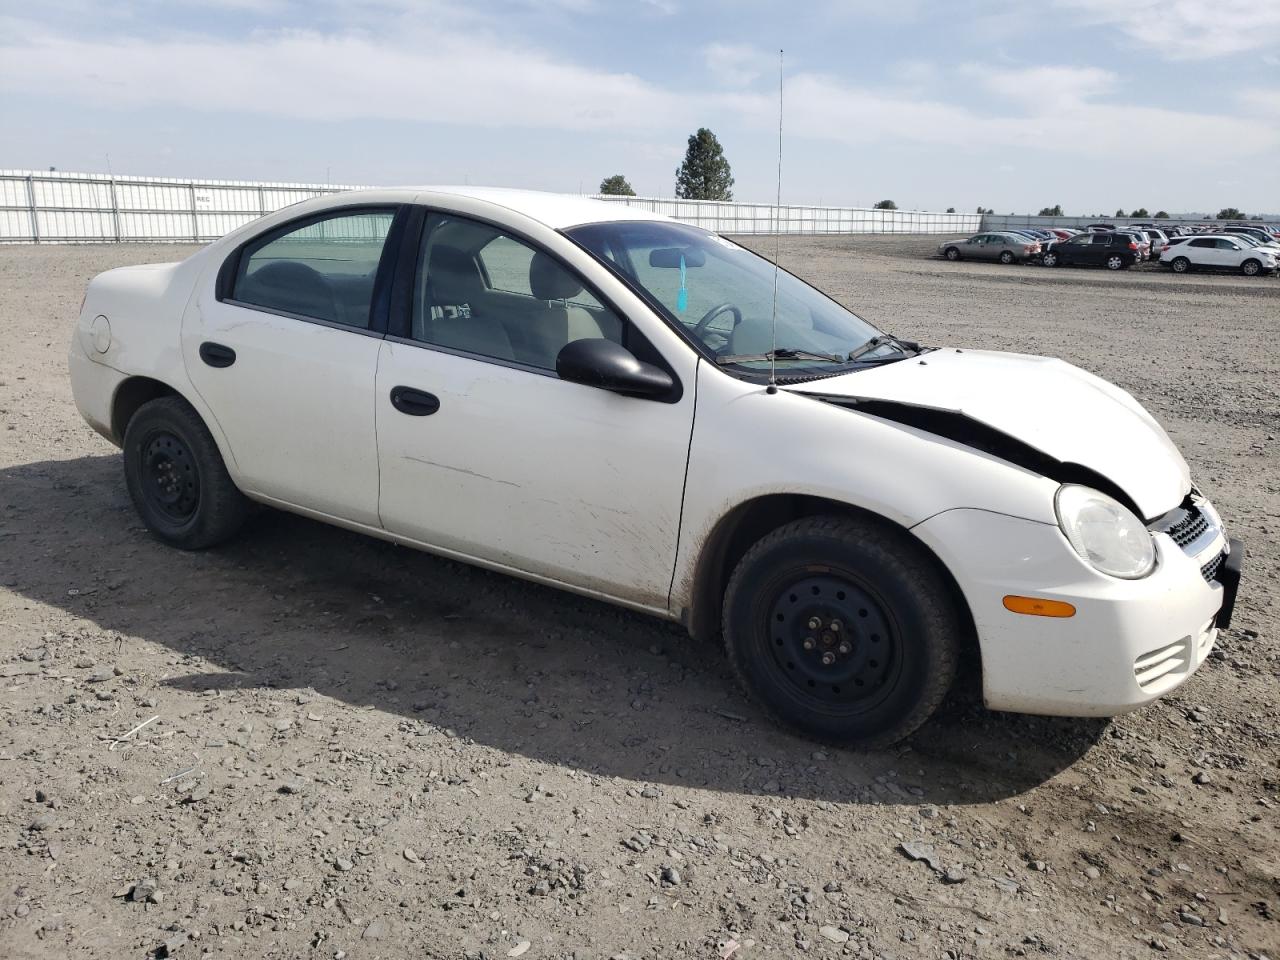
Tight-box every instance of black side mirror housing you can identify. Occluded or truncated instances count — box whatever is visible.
[556,339,674,398]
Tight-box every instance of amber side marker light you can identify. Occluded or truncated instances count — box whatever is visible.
[1003,595,1076,618]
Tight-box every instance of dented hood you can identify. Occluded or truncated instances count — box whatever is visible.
[789,349,1190,519]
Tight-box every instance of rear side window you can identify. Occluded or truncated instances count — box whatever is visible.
[232,209,396,328]
[1189,238,1215,248]
[1092,235,1112,245]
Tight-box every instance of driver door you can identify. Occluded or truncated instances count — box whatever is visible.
[374,211,698,609]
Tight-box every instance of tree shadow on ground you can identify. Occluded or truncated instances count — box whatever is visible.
[1,455,1106,806]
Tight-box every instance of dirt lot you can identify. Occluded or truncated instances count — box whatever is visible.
[1,236,1276,960]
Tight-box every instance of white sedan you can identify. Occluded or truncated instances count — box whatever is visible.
[69,188,1243,747]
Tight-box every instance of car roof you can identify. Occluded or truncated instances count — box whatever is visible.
[376,186,670,229]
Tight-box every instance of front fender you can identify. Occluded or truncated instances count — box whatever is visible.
[669,363,1059,614]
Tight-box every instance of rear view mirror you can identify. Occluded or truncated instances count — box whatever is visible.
[648,247,706,268]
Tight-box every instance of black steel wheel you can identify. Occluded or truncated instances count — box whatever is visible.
[723,515,961,748]
[139,430,200,524]
[766,574,900,711]
[123,395,249,549]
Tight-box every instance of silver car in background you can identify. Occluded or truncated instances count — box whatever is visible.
[938,232,1042,264]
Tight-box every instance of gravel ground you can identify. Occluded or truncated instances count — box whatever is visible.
[1,236,1277,960]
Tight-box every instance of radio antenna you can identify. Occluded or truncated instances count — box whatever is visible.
[767,49,784,396]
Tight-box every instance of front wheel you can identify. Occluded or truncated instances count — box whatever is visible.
[999,250,1015,264]
[1042,251,1058,267]
[123,396,250,550]
[944,247,960,261]
[1241,258,1262,277]
[1106,254,1125,270]
[722,516,961,748]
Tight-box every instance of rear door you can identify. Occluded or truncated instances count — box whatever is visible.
[183,206,403,525]
[1186,237,1220,266]
[1086,233,1113,265]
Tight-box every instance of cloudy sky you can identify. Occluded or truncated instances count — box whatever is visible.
[1,0,1277,214]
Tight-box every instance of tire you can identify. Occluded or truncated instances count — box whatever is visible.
[944,247,960,261]
[999,250,1015,264]
[721,515,961,749]
[122,395,249,550]
[1241,259,1261,277]
[1105,254,1125,270]
[1171,256,1190,274]
[1042,251,1058,267]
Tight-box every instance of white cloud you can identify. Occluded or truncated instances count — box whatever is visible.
[958,64,1116,110]
[0,16,1275,171]
[1056,0,1280,59]
[704,43,765,87]
[0,26,689,132]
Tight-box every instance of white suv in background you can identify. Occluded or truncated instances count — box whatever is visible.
[1160,236,1277,276]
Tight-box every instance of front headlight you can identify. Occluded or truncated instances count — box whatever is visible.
[1055,484,1156,579]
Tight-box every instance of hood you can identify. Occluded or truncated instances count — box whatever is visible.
[789,349,1190,519]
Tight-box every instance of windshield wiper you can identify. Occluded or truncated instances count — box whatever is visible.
[715,348,846,365]
[847,334,917,362]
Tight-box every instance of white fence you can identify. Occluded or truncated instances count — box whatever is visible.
[0,170,356,243]
[592,195,980,234]
[0,169,980,243]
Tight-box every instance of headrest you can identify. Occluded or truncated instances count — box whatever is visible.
[529,251,583,301]
[427,246,484,302]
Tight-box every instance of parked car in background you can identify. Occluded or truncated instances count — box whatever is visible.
[1042,231,1140,270]
[938,232,1041,263]
[1221,226,1278,247]
[1160,236,1277,276]
[1125,230,1152,261]
[1143,228,1169,257]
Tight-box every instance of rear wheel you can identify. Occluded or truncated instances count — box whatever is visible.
[1171,256,1190,273]
[123,396,249,550]
[1042,251,1058,267]
[944,247,960,261]
[1241,258,1262,277]
[1106,254,1125,270]
[999,250,1015,264]
[722,515,961,748]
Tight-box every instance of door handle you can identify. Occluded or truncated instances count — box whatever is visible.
[390,386,440,416]
[199,341,236,368]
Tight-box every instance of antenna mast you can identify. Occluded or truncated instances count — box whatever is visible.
[767,49,784,395]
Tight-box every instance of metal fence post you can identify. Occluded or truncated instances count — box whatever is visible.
[189,182,199,241]
[26,174,39,243]
[109,177,121,242]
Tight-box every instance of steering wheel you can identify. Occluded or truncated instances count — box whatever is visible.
[691,302,743,341]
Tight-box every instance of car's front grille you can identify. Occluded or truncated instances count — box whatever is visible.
[1150,496,1219,556]
[1164,505,1209,549]
[1200,552,1224,584]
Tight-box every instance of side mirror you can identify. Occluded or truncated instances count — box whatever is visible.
[556,339,674,398]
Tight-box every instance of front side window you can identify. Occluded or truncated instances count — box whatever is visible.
[411,213,624,370]
[567,220,888,375]
[232,209,395,328]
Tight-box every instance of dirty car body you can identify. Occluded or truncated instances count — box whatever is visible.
[69,188,1244,745]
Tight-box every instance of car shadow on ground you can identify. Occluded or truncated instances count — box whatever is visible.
[2,454,1107,806]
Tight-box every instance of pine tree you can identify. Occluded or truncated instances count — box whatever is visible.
[675,128,734,200]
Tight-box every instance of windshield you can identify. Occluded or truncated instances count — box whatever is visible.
[565,220,893,375]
